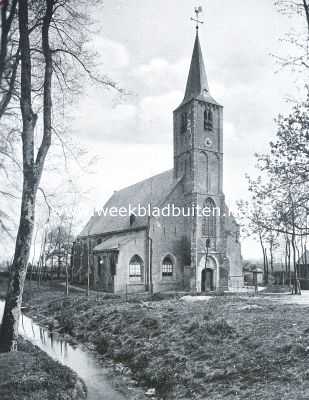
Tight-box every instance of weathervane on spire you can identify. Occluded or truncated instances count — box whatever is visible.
[191,6,204,31]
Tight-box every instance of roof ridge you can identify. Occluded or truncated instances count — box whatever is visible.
[157,174,184,209]
[113,169,173,194]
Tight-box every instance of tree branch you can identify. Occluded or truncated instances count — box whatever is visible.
[35,0,54,180]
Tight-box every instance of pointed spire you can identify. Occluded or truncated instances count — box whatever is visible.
[184,31,209,100]
[180,31,218,107]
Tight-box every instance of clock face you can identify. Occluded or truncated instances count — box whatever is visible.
[205,137,212,147]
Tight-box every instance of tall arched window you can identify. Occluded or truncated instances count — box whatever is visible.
[204,108,213,131]
[162,255,174,278]
[202,198,217,237]
[129,255,144,282]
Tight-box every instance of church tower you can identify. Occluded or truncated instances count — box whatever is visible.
[173,24,227,291]
[76,8,243,295]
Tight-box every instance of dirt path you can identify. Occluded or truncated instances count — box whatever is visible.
[267,290,309,305]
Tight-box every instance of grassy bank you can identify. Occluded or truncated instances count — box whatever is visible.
[2,276,309,399]
[0,277,86,400]
[0,338,86,400]
[9,279,309,400]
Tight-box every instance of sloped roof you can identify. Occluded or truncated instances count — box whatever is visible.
[80,169,176,237]
[93,234,132,253]
[178,31,220,108]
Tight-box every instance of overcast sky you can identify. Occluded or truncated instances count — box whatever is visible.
[65,0,305,261]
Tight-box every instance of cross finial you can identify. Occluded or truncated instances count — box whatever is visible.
[191,6,204,31]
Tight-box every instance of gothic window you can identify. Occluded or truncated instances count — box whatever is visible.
[162,255,174,278]
[204,108,213,131]
[202,198,217,237]
[129,255,144,282]
[181,112,187,133]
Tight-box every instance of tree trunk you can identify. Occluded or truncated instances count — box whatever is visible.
[0,0,18,119]
[303,0,309,35]
[0,0,37,353]
[86,241,90,296]
[290,194,301,295]
[285,237,288,282]
[265,248,269,284]
[0,183,36,352]
[0,0,53,352]
[258,231,268,284]
[291,234,299,294]
[287,236,291,286]
[269,239,274,274]
[305,244,308,275]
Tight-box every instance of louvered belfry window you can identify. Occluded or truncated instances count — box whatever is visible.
[204,108,213,131]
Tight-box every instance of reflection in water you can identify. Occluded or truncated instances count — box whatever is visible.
[0,301,127,400]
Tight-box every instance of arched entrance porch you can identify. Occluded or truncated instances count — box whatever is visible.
[197,255,218,292]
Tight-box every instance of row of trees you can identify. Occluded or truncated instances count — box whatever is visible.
[238,95,309,291]
[239,1,309,292]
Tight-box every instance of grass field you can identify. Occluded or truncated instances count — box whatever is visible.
[1,275,307,400]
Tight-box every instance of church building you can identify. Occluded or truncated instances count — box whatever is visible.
[73,26,243,294]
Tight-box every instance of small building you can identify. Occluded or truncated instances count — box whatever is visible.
[243,264,264,286]
[73,28,243,294]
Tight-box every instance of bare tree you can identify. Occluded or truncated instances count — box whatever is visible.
[0,0,118,352]
[274,0,309,71]
[237,199,271,284]
[240,94,309,294]
[0,0,19,119]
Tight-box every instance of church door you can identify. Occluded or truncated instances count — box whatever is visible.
[201,268,214,292]
[98,255,115,292]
